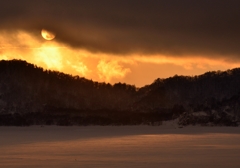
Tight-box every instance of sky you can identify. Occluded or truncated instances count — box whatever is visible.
[0,0,240,87]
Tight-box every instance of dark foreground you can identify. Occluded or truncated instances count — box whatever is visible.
[1,126,240,168]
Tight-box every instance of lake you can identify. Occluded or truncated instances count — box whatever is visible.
[0,126,240,168]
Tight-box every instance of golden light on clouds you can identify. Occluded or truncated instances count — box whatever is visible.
[97,60,131,81]
[1,30,240,86]
[35,45,63,70]
[66,60,89,76]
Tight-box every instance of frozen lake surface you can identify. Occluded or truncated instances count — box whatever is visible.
[0,126,240,168]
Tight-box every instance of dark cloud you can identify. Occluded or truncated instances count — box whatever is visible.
[1,0,240,59]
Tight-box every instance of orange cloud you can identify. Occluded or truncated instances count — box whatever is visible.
[97,60,131,82]
[1,30,240,87]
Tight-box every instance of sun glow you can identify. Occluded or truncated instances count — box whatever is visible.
[1,30,240,86]
[36,45,63,70]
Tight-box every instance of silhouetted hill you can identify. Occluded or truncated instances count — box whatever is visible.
[0,59,239,126]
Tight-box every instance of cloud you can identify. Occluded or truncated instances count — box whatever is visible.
[1,30,240,87]
[0,30,131,83]
[67,61,90,76]
[0,0,240,60]
[2,1,240,86]
[97,60,131,82]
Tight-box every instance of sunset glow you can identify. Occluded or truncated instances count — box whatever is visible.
[2,1,240,168]
[1,30,240,86]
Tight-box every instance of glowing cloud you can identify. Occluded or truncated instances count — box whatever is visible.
[1,30,240,86]
[35,45,63,70]
[97,60,131,82]
[67,61,89,76]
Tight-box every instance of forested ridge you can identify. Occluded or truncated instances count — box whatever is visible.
[0,60,240,126]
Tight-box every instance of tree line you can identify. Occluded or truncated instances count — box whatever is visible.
[0,59,239,126]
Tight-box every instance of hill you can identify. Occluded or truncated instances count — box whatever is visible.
[0,59,239,126]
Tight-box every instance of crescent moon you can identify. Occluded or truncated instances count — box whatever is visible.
[41,29,56,40]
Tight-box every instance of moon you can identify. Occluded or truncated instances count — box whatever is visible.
[41,29,56,40]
